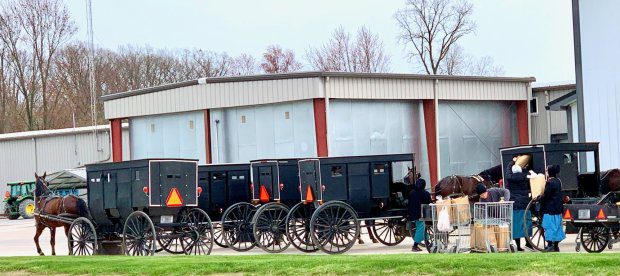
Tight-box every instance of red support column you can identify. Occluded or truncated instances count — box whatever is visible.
[422,100,439,189]
[313,98,328,157]
[110,119,123,162]
[204,110,212,164]
[516,101,529,145]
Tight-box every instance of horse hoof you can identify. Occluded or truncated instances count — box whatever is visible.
[39,253,44,256]
[358,240,365,245]
[372,239,378,244]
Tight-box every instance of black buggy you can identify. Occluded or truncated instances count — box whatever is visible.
[284,154,415,254]
[499,143,601,251]
[66,159,214,256]
[219,159,302,253]
[197,163,251,249]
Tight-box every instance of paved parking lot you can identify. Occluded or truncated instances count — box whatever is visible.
[0,217,612,256]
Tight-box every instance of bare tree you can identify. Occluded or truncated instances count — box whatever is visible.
[395,0,475,74]
[468,55,504,76]
[260,45,302,74]
[0,0,76,130]
[307,26,390,73]
[232,53,259,76]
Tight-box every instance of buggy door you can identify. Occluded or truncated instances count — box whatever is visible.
[500,146,546,179]
[299,159,322,203]
[251,161,280,202]
[152,161,198,207]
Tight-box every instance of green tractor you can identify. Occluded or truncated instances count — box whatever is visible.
[3,181,36,220]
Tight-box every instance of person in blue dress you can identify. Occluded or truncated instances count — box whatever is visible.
[408,178,431,252]
[504,158,533,251]
[539,164,565,252]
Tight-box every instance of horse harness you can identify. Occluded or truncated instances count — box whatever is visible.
[449,174,485,195]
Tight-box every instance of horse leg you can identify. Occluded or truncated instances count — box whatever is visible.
[50,227,56,256]
[34,223,45,256]
[367,221,378,243]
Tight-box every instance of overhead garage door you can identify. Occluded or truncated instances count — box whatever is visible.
[130,111,207,164]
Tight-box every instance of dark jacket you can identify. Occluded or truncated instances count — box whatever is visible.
[480,188,511,203]
[505,162,530,210]
[540,177,563,215]
[408,179,432,221]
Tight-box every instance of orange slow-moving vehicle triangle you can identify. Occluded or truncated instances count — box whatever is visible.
[306,186,314,202]
[563,209,572,220]
[596,208,607,220]
[259,185,270,203]
[166,188,183,207]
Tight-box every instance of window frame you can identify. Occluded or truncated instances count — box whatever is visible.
[530,97,539,115]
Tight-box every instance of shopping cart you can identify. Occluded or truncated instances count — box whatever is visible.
[472,201,516,253]
[427,201,471,253]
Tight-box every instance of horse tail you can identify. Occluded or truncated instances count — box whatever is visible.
[76,197,90,218]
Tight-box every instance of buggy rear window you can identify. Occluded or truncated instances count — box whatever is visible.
[331,166,343,177]
[212,172,226,181]
[373,164,386,174]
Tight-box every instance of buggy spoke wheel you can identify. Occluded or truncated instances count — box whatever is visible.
[221,202,256,252]
[156,226,185,255]
[524,199,545,251]
[253,202,291,253]
[581,226,610,253]
[424,224,434,253]
[310,201,359,254]
[122,211,156,256]
[213,222,228,248]
[68,217,97,256]
[286,202,319,253]
[371,218,407,246]
[180,208,214,255]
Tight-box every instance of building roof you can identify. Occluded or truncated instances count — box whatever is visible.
[546,90,577,111]
[0,123,128,142]
[101,71,536,102]
[532,82,576,92]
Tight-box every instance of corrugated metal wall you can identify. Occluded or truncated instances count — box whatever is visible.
[209,100,317,163]
[104,76,530,120]
[105,78,322,119]
[129,111,206,164]
[0,127,130,210]
[328,99,428,181]
[438,101,517,178]
[530,89,572,144]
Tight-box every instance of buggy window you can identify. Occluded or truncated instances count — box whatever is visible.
[212,172,226,181]
[373,164,386,174]
[331,166,343,177]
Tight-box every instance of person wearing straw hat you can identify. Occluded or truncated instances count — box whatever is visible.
[539,164,565,252]
[505,159,533,251]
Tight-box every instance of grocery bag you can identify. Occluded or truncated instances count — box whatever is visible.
[450,196,471,225]
[495,224,511,250]
[529,174,546,198]
[437,207,452,232]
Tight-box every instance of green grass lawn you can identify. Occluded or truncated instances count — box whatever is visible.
[0,253,618,275]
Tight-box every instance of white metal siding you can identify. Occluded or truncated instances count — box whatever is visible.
[105,78,322,119]
[209,100,317,164]
[130,111,207,164]
[437,80,527,100]
[327,77,434,99]
[578,0,620,170]
[327,99,429,180]
[438,101,517,178]
[0,126,129,209]
[530,89,574,144]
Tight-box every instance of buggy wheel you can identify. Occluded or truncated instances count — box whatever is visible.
[286,202,319,253]
[221,202,257,252]
[581,226,610,253]
[180,208,214,255]
[424,225,434,253]
[156,228,185,254]
[68,217,97,256]
[122,211,156,256]
[213,222,228,248]
[524,199,545,251]
[252,202,291,253]
[371,218,407,246]
[309,201,360,254]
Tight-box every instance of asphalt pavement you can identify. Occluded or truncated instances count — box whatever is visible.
[0,217,613,256]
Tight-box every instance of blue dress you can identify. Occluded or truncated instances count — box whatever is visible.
[513,209,532,239]
[542,214,566,242]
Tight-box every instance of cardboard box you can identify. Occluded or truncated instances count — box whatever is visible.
[451,196,471,225]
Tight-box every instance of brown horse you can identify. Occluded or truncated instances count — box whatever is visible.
[601,168,620,193]
[434,174,497,199]
[34,172,88,256]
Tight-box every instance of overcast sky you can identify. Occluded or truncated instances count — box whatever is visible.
[65,0,575,84]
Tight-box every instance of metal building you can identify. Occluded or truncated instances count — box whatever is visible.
[0,125,129,210]
[530,83,576,144]
[102,72,534,187]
